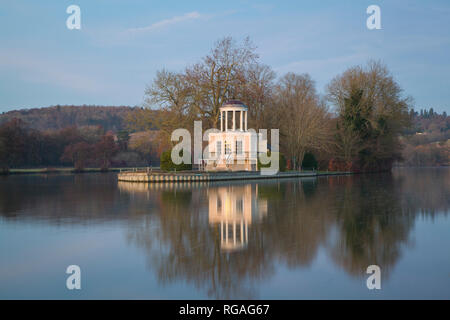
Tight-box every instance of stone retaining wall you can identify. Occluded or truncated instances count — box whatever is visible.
[117,171,317,183]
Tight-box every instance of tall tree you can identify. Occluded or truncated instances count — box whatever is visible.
[0,118,28,171]
[133,37,262,137]
[128,131,160,165]
[240,63,276,130]
[144,70,195,146]
[273,73,331,169]
[326,61,411,171]
[94,133,119,170]
[185,36,258,128]
[61,142,93,171]
[117,130,130,151]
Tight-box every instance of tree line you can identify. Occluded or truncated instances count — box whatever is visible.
[126,36,413,172]
[0,119,123,173]
[0,105,139,131]
[2,37,446,172]
[0,114,167,173]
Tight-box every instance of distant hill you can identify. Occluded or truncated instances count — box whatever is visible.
[401,108,450,166]
[0,105,140,132]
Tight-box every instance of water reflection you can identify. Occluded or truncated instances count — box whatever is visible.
[118,170,449,298]
[208,185,267,251]
[119,181,271,298]
[0,169,449,298]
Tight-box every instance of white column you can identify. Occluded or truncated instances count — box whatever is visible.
[225,111,228,132]
[232,110,236,131]
[240,219,243,243]
[245,220,248,242]
[225,221,228,243]
[240,111,243,131]
[220,111,223,131]
[244,111,247,131]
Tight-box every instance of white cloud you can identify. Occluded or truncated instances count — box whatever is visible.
[126,11,202,34]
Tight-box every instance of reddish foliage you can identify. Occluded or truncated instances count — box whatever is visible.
[61,142,93,171]
[93,134,119,170]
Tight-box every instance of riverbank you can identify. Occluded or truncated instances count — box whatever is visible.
[1,167,149,175]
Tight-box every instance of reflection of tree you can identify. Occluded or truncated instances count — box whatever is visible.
[327,169,449,277]
[394,167,450,218]
[259,179,334,268]
[1,169,448,297]
[126,186,273,299]
[326,174,414,278]
[123,169,449,297]
[0,173,138,222]
[124,179,335,298]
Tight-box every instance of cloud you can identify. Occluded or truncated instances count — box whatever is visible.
[126,11,202,34]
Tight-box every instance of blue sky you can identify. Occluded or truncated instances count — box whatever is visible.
[1,0,449,113]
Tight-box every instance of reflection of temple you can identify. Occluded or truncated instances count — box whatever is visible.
[208,185,267,251]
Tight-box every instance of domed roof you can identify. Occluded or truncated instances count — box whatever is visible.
[220,100,248,110]
[224,99,244,105]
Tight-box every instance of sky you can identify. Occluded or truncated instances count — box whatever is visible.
[0,0,449,113]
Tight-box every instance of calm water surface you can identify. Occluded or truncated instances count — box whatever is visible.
[0,168,449,299]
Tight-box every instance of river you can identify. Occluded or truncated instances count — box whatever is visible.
[0,168,449,299]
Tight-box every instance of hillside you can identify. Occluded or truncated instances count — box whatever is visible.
[0,105,139,132]
[401,109,450,166]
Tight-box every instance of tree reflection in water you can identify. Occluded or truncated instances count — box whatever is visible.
[0,169,448,298]
[119,169,449,298]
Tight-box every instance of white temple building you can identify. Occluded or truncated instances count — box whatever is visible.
[204,100,267,171]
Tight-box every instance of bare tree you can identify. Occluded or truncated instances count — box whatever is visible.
[273,73,331,169]
[240,63,276,130]
[135,37,272,135]
[185,36,258,128]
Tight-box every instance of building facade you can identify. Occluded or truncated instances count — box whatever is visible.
[204,100,266,171]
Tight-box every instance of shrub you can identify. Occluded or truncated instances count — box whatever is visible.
[258,152,287,172]
[160,151,172,171]
[160,150,192,171]
[302,152,318,170]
